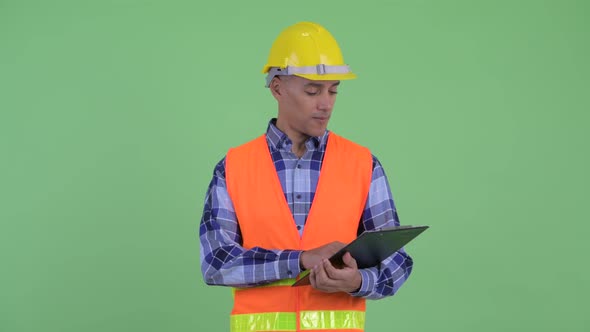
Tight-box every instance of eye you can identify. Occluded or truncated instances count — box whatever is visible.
[305,90,320,96]
[329,90,338,95]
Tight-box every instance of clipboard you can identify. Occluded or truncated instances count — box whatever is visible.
[292,225,429,287]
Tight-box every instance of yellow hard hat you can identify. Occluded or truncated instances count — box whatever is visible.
[262,22,356,87]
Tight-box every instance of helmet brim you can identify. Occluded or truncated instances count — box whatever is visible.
[294,73,357,81]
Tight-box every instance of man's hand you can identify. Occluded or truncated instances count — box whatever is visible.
[300,241,346,270]
[309,252,362,293]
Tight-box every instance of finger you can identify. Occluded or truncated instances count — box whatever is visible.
[323,258,340,279]
[327,241,346,255]
[316,263,353,293]
[332,241,346,248]
[314,263,327,284]
[314,262,336,291]
[322,258,354,281]
[342,252,358,270]
[309,266,316,289]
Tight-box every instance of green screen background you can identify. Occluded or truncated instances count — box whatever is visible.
[1,0,589,331]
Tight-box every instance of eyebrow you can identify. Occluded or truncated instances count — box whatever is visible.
[304,82,340,88]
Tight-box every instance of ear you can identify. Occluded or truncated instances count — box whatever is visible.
[269,76,283,100]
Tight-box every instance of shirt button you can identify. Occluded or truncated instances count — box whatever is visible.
[297,164,301,169]
[296,194,301,199]
[287,270,292,276]
[297,225,301,230]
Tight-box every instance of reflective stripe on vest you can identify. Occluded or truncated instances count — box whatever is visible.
[231,310,365,331]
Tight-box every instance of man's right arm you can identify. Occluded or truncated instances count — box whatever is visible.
[199,157,303,288]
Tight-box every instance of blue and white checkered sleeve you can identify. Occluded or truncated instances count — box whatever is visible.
[349,155,414,299]
[199,157,303,288]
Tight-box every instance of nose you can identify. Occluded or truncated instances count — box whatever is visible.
[317,92,335,111]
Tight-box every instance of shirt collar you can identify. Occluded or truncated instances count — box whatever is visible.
[266,118,329,152]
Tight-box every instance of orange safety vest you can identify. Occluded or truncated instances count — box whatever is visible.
[225,133,373,332]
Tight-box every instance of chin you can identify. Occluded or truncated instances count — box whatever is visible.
[308,128,327,137]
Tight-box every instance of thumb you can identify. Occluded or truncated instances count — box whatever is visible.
[342,252,358,269]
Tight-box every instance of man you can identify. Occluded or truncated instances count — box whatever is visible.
[200,22,413,332]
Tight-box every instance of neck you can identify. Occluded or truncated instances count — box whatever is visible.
[287,133,309,158]
[275,119,309,158]
[291,141,307,158]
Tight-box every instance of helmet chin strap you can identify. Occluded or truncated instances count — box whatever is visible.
[265,65,352,87]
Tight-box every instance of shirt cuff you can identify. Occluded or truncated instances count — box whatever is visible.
[278,250,303,279]
[349,268,375,298]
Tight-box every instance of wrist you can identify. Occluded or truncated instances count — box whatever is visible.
[299,251,307,270]
[349,271,363,294]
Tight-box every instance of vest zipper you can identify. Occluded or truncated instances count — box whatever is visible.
[297,236,303,331]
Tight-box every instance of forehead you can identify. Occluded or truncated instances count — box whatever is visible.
[290,76,340,88]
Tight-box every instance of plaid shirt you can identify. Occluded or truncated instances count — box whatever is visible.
[199,119,413,299]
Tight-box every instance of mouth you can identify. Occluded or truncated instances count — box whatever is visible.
[312,116,330,123]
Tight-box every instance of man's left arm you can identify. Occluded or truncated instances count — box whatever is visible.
[349,155,414,300]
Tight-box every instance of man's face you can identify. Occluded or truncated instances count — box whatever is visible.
[272,75,340,139]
